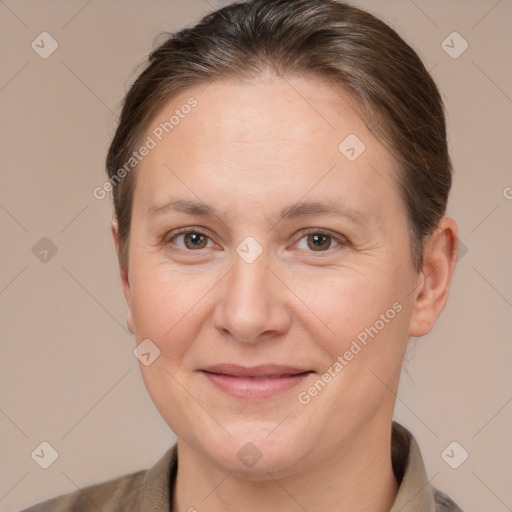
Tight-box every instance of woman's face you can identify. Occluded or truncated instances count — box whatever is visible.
[115,75,428,475]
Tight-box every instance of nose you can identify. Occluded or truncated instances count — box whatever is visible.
[212,245,292,344]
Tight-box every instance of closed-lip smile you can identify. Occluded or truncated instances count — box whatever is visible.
[200,364,314,399]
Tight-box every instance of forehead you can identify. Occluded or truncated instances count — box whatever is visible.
[134,75,401,223]
[147,75,371,164]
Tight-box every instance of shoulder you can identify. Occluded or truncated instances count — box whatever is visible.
[19,444,178,512]
[19,468,148,512]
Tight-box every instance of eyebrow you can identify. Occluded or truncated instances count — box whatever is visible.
[147,197,369,225]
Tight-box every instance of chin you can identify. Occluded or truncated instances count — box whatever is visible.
[197,426,311,478]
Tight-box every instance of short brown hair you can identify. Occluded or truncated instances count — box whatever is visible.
[106,0,452,272]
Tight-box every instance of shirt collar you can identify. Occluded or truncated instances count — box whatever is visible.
[139,422,438,512]
[389,421,438,511]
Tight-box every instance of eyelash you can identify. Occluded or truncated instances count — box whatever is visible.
[164,227,348,255]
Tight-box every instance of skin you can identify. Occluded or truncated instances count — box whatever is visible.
[112,74,458,512]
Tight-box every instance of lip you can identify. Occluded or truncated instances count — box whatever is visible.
[200,364,313,399]
[202,364,311,377]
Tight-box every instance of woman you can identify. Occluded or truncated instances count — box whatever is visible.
[22,0,463,510]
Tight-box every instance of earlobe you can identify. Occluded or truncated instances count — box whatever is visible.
[408,217,459,338]
[126,315,134,334]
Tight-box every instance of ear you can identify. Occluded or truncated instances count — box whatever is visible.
[408,217,459,337]
[111,218,134,334]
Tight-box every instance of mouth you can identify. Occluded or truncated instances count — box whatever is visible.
[200,364,314,400]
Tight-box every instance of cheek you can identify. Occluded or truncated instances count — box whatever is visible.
[299,276,408,416]
[131,261,190,324]
[294,269,410,390]
[294,270,390,341]
[129,270,201,416]
[129,266,216,361]
[131,281,175,339]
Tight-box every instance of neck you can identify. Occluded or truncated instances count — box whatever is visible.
[172,418,399,512]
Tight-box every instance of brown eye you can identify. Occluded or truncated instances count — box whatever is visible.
[307,233,334,251]
[169,231,212,250]
[183,232,209,249]
[295,230,345,253]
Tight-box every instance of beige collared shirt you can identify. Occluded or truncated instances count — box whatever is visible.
[21,422,463,512]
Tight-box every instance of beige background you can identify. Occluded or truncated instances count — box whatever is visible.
[1,1,511,511]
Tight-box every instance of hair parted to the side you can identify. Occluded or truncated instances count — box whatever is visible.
[106,0,452,273]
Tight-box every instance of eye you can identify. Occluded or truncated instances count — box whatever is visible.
[164,228,347,254]
[166,229,214,250]
[295,229,346,253]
